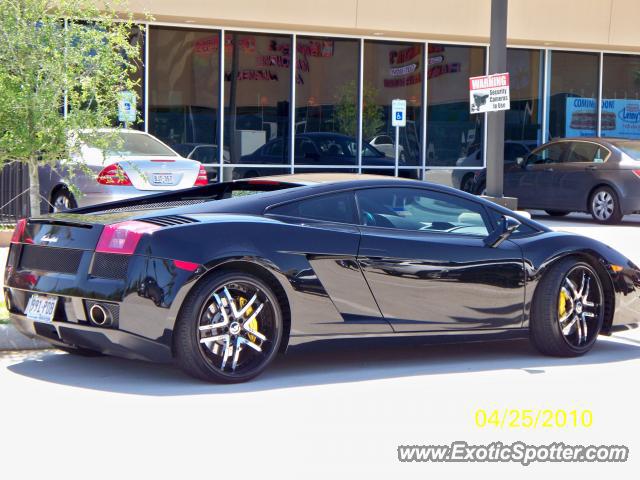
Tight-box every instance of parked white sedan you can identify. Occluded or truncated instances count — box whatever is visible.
[40,129,208,212]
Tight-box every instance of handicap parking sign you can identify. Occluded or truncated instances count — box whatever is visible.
[391,99,407,127]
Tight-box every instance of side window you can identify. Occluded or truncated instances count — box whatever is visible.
[594,146,609,163]
[566,142,599,163]
[356,188,489,236]
[268,192,357,224]
[527,143,565,165]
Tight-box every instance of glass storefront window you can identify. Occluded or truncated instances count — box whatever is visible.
[148,27,220,178]
[426,44,486,168]
[363,40,423,171]
[504,48,544,161]
[224,32,292,179]
[601,53,640,140]
[295,36,359,168]
[547,51,599,139]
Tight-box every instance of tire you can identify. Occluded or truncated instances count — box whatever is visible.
[460,174,475,193]
[50,188,77,213]
[174,271,283,383]
[58,346,104,357]
[474,181,486,196]
[530,258,605,357]
[589,186,623,224]
[545,210,570,217]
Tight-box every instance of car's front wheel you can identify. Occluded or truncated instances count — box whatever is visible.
[589,186,623,224]
[174,271,283,383]
[50,188,77,213]
[530,258,605,357]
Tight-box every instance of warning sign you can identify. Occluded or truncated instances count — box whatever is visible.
[469,73,510,114]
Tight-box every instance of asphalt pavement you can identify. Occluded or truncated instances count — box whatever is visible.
[1,213,639,479]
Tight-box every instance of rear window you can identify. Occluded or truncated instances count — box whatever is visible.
[615,141,640,160]
[87,132,177,157]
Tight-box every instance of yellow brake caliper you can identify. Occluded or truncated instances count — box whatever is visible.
[558,289,568,318]
[239,297,259,343]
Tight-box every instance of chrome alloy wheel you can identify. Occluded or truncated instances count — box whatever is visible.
[197,281,275,375]
[557,265,604,347]
[591,190,614,221]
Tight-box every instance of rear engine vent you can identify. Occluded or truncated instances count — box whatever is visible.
[90,253,130,280]
[20,245,83,274]
[95,199,206,214]
[140,215,199,227]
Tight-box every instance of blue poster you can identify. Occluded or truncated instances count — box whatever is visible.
[566,97,640,139]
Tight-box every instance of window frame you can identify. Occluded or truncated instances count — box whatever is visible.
[353,186,493,238]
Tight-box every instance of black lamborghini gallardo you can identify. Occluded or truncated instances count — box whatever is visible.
[4,173,640,383]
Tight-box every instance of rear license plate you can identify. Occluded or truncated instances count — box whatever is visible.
[25,294,58,323]
[151,173,174,185]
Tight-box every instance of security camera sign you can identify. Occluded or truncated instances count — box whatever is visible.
[469,73,510,114]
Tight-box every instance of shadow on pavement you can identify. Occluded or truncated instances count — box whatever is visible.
[5,334,640,396]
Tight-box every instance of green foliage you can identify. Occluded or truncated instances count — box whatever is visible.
[0,0,145,213]
[334,80,384,140]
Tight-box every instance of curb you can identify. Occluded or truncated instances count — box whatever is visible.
[0,323,51,350]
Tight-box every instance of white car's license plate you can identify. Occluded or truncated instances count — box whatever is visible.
[25,294,58,323]
[151,173,174,185]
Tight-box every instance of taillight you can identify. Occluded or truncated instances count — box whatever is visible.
[632,170,640,179]
[10,218,27,244]
[95,221,161,255]
[194,165,208,186]
[97,163,132,186]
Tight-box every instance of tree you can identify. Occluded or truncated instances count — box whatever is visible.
[334,80,384,140]
[0,0,144,215]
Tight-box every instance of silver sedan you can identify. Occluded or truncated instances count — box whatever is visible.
[40,129,208,212]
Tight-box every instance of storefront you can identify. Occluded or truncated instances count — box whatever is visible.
[121,1,640,185]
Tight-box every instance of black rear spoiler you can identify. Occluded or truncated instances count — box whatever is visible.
[70,179,299,215]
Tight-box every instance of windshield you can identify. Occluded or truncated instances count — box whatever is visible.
[87,132,177,157]
[615,141,640,160]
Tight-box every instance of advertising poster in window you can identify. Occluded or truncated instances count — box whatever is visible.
[565,97,640,139]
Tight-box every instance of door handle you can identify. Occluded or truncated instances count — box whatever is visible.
[586,165,597,170]
[544,167,554,172]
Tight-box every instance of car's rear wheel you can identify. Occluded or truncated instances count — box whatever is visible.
[174,271,283,383]
[589,186,623,224]
[545,210,570,217]
[530,258,605,357]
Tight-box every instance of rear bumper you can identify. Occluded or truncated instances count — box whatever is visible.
[10,313,172,362]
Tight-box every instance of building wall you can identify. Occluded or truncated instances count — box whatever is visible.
[127,0,640,51]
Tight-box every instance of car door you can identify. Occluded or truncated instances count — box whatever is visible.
[266,191,393,335]
[354,187,525,332]
[552,141,611,210]
[504,142,567,208]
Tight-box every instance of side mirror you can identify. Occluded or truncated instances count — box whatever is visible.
[484,215,521,248]
[516,156,525,166]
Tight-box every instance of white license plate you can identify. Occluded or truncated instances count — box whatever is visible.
[25,295,58,323]
[151,173,175,185]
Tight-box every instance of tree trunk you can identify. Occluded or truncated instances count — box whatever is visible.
[28,159,41,217]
